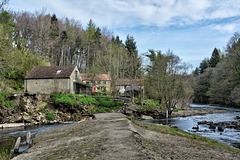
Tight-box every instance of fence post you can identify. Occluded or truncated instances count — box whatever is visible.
[14,137,21,153]
[26,131,31,144]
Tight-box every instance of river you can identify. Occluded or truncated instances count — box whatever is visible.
[0,122,73,156]
[143,104,240,149]
[1,104,239,155]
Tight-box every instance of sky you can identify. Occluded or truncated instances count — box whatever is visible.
[7,0,240,69]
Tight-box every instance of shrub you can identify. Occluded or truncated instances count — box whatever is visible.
[77,95,99,105]
[234,101,240,108]
[5,101,14,108]
[96,99,124,108]
[46,112,55,121]
[116,101,124,106]
[0,92,9,107]
[55,96,78,106]
[98,99,115,107]
[51,94,99,106]
[94,106,111,113]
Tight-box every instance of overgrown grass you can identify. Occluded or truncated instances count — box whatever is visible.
[93,95,114,98]
[0,139,14,160]
[137,99,162,111]
[128,117,239,153]
[46,112,55,121]
[0,92,14,108]
[96,99,124,108]
[0,148,12,160]
[174,108,185,112]
[91,106,121,113]
[51,94,99,106]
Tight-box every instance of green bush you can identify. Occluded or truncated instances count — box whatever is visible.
[116,101,124,106]
[96,99,124,108]
[91,105,121,113]
[174,108,185,112]
[51,94,99,106]
[0,92,9,107]
[5,101,14,108]
[77,95,99,105]
[55,96,78,106]
[46,112,55,121]
[93,106,111,113]
[234,101,240,108]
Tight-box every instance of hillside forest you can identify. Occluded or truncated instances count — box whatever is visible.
[0,0,239,109]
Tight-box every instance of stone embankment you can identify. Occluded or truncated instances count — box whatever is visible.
[0,93,93,127]
[13,113,240,160]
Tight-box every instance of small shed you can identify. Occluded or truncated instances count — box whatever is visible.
[24,66,88,94]
[124,85,141,97]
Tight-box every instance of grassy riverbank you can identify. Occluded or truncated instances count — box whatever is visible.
[129,117,239,153]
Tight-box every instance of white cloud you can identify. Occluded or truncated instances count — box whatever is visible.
[9,0,240,29]
[212,23,238,33]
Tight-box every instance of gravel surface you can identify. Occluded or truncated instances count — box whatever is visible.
[12,113,240,160]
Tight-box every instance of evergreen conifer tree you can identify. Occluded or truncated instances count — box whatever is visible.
[209,48,220,67]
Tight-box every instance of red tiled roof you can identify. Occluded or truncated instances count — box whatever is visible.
[25,66,76,79]
[80,73,111,81]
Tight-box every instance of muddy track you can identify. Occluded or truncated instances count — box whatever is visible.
[12,113,240,160]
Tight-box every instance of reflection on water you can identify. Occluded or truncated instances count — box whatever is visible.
[0,122,72,155]
[144,104,240,149]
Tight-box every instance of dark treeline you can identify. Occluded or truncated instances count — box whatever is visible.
[0,0,142,91]
[193,33,240,107]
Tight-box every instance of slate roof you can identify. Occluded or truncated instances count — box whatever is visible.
[25,66,76,79]
[117,79,144,86]
[80,73,111,81]
[125,85,140,92]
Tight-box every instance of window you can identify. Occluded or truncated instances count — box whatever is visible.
[56,70,62,74]
[75,71,78,80]
[103,81,106,85]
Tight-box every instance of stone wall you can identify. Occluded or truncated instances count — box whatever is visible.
[1,93,94,124]
[24,66,82,94]
[25,79,70,94]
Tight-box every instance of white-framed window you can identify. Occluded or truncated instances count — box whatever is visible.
[56,70,62,74]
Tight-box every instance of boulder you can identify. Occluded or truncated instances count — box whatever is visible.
[206,121,213,125]
[198,120,207,125]
[209,123,216,129]
[235,116,240,120]
[218,126,224,132]
[141,115,153,120]
[192,125,199,130]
